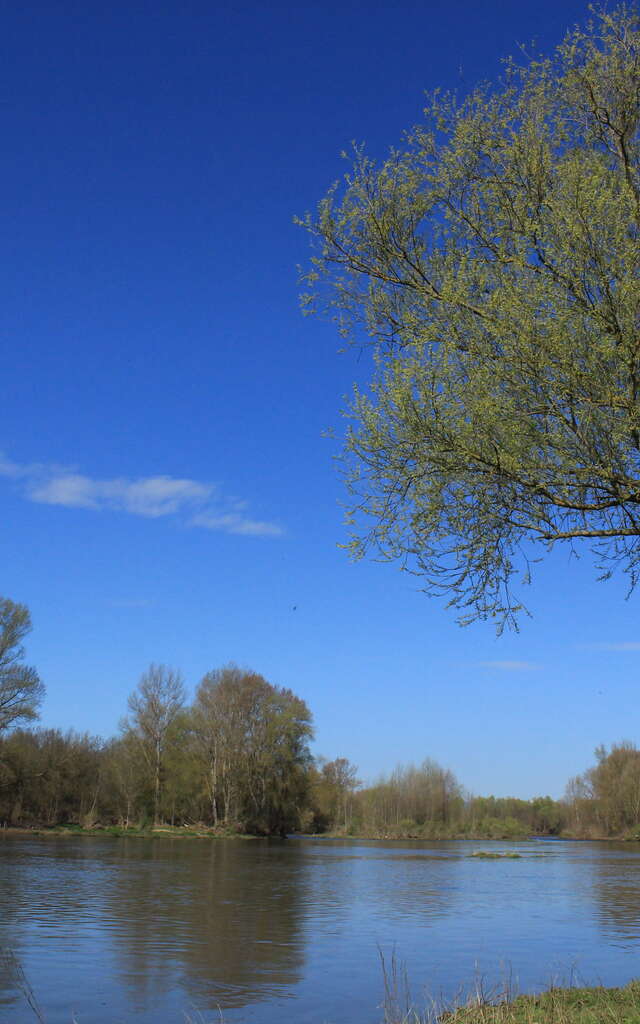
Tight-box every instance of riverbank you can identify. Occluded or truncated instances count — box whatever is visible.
[431,981,640,1023]
[4,823,638,843]
[0,823,257,839]
[303,826,640,842]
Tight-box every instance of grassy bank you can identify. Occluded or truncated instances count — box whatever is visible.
[380,962,640,1024]
[432,981,640,1023]
[0,823,257,839]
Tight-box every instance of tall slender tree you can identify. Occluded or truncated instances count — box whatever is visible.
[125,664,185,825]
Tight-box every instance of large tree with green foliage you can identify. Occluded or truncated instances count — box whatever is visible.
[0,597,44,732]
[193,665,313,835]
[302,5,640,629]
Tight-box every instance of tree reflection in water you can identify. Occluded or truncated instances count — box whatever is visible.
[104,838,308,1013]
[591,844,640,942]
[0,836,309,1022]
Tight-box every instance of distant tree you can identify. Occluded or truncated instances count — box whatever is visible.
[0,597,44,733]
[563,773,596,834]
[0,728,103,826]
[104,732,147,827]
[161,710,200,826]
[192,667,235,826]
[193,665,313,835]
[588,741,640,833]
[302,6,640,629]
[321,757,360,831]
[124,664,186,826]
[353,758,463,834]
[529,795,564,835]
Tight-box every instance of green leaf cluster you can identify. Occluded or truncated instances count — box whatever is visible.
[301,5,640,629]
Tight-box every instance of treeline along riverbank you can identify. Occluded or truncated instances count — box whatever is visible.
[2,660,640,840]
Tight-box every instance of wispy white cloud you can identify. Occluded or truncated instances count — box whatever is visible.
[0,453,283,538]
[477,660,541,671]
[191,512,284,537]
[29,473,211,518]
[0,454,24,478]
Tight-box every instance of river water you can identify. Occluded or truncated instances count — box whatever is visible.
[1,836,640,1022]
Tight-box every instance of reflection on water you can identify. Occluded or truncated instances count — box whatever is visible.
[1,837,640,1023]
[105,840,308,1010]
[589,843,640,941]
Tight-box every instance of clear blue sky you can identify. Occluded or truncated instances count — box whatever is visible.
[2,0,636,800]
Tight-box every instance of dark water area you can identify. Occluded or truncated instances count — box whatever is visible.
[2,836,640,1022]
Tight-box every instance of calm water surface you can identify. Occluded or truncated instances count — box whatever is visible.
[1,836,640,1022]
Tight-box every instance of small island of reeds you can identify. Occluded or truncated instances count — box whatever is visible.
[469,851,522,859]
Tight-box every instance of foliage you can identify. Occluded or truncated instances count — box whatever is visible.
[192,665,314,835]
[0,663,313,836]
[564,740,640,835]
[350,759,465,835]
[301,5,640,629]
[0,597,44,732]
[103,731,147,828]
[310,757,360,831]
[1,654,638,841]
[0,729,102,826]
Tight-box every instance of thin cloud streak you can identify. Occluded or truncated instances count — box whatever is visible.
[0,454,283,538]
[191,512,283,537]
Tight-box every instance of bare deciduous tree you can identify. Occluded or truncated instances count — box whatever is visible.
[321,758,360,831]
[125,664,185,825]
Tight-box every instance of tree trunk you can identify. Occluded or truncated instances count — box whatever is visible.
[210,741,218,825]
[154,737,161,826]
[210,764,218,825]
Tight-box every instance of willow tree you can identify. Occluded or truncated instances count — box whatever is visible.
[301,6,640,629]
[0,598,44,733]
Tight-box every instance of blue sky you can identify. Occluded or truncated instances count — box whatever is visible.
[2,0,636,800]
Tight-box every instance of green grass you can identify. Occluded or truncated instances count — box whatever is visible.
[437,981,640,1023]
[380,952,640,1024]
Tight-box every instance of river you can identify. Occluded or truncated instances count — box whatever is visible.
[1,836,640,1022]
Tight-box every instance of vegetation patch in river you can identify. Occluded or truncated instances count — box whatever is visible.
[469,851,522,860]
